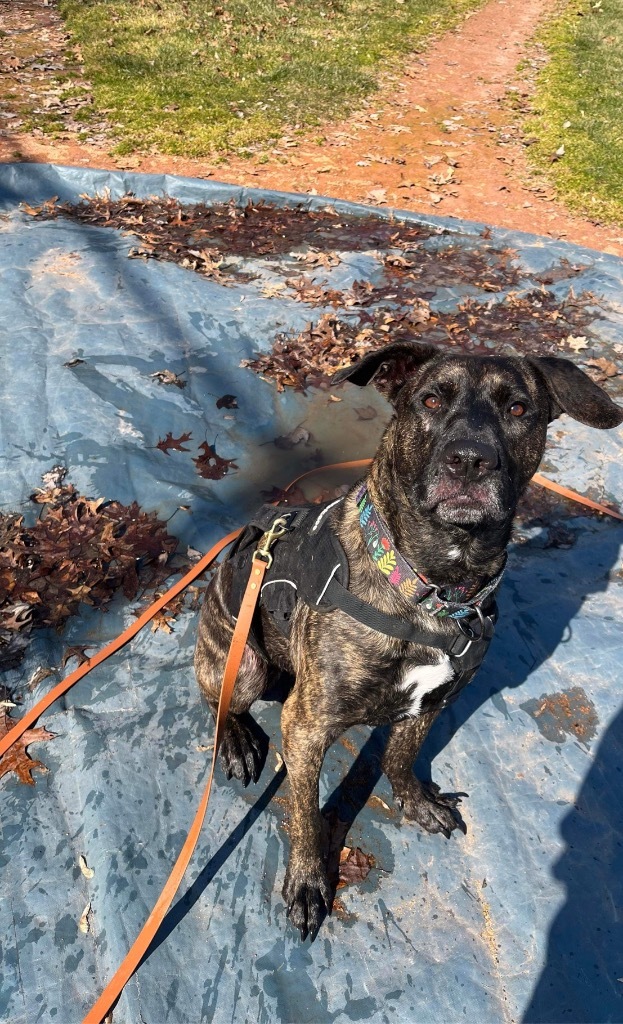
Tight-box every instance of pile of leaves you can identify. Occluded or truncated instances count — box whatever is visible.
[24,193,606,396]
[280,244,520,310]
[0,469,178,670]
[26,193,532,308]
[24,194,434,281]
[245,287,600,391]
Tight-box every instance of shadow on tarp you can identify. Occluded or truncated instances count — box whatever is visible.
[320,524,623,1018]
[143,766,287,961]
[523,699,623,1024]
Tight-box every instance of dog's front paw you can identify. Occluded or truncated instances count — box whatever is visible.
[218,712,265,786]
[282,861,333,941]
[395,779,467,839]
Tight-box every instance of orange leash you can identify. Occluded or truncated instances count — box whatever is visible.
[3,464,617,763]
[0,462,621,1024]
[531,472,623,521]
[284,458,374,495]
[82,550,271,1024]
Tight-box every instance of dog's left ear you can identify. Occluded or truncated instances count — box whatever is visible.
[529,356,623,428]
[331,341,438,403]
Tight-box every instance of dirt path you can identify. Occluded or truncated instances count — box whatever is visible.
[2,0,622,256]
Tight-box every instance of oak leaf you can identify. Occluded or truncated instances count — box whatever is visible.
[0,710,55,786]
[193,442,238,480]
[150,370,186,389]
[61,645,93,669]
[156,431,192,455]
[337,847,376,889]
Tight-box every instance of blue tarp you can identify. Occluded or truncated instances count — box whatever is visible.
[0,162,622,1024]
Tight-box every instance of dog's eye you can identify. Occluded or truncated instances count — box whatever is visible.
[509,402,527,417]
[423,394,442,410]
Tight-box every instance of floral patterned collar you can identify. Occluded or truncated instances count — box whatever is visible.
[355,485,505,620]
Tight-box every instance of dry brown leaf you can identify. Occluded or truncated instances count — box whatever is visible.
[565,335,589,352]
[156,431,192,455]
[337,846,376,889]
[0,710,55,786]
[585,357,619,378]
[193,442,238,480]
[364,188,388,206]
[149,370,186,389]
[78,901,92,934]
[61,646,93,669]
[261,280,287,298]
[215,394,238,409]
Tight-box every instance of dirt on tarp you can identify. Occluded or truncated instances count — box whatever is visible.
[520,686,599,745]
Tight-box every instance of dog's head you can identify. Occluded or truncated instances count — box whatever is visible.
[332,342,623,533]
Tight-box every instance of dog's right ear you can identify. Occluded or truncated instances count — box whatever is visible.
[331,342,438,403]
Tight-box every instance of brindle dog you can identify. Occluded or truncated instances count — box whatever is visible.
[194,341,623,939]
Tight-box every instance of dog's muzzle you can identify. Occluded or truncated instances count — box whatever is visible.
[426,437,505,523]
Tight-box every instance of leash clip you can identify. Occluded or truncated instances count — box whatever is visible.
[252,516,289,570]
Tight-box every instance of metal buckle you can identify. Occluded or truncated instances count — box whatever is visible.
[252,516,289,570]
[450,606,492,658]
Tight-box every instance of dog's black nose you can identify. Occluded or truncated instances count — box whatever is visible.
[442,439,499,481]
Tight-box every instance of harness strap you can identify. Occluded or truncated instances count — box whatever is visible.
[322,573,477,655]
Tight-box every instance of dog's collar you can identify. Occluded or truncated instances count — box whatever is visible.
[356,485,505,619]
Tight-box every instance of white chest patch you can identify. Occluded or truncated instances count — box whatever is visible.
[399,657,455,717]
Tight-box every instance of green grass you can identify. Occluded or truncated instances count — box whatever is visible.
[526,0,623,224]
[58,0,484,156]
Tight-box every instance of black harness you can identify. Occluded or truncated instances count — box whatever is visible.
[225,499,498,713]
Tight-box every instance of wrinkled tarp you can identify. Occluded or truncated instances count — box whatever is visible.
[0,162,622,1024]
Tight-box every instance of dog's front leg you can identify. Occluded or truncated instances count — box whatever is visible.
[382,713,466,838]
[280,687,336,940]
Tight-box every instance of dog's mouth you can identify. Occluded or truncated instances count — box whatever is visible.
[426,477,506,525]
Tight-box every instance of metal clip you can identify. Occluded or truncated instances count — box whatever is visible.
[456,605,487,641]
[252,516,289,569]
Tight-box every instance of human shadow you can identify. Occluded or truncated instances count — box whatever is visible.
[522,700,623,1023]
